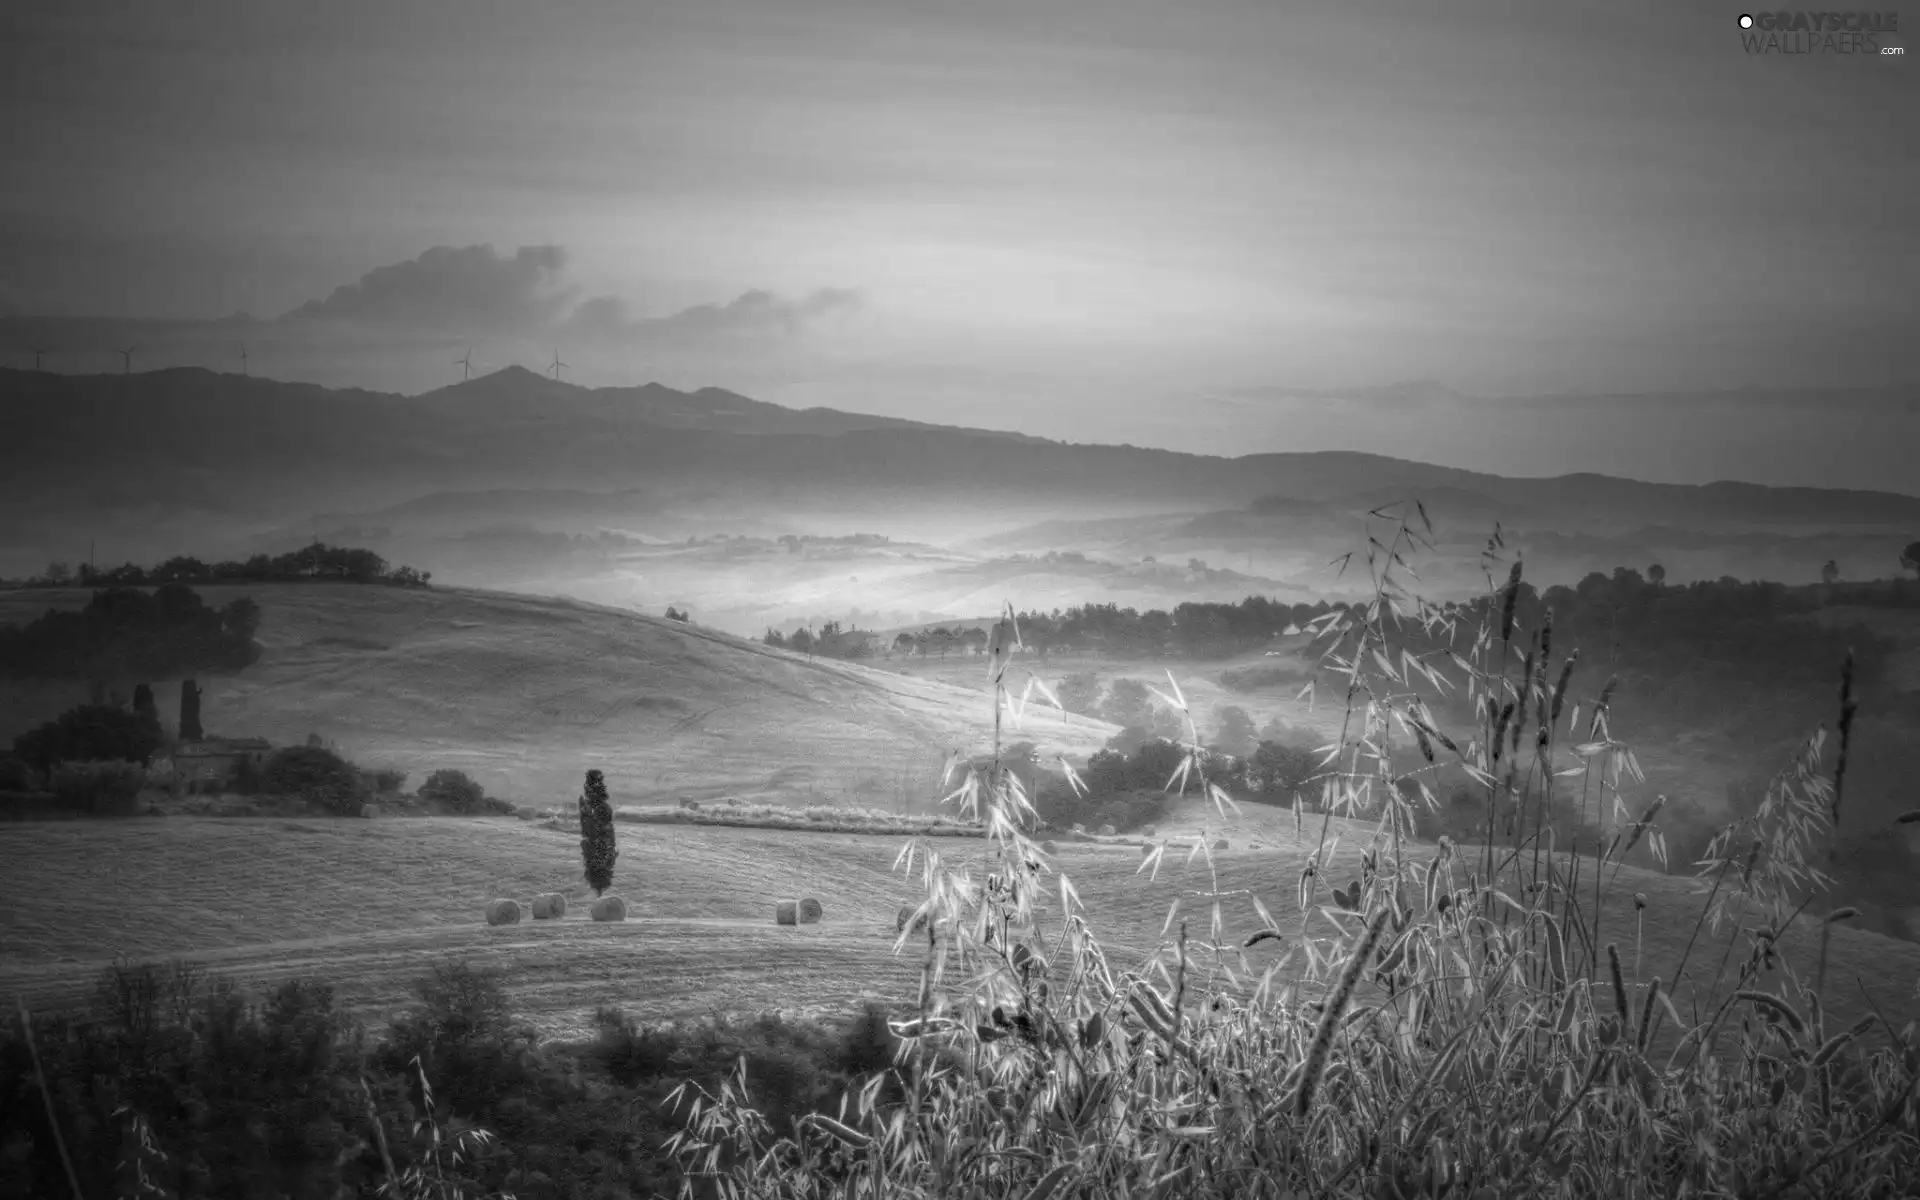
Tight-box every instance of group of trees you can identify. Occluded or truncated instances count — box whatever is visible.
[762,620,877,660]
[0,584,260,681]
[1401,565,1897,741]
[11,542,430,590]
[881,598,1338,663]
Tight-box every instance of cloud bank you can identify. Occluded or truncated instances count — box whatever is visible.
[277,243,862,348]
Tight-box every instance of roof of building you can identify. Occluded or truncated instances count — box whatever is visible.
[176,737,272,756]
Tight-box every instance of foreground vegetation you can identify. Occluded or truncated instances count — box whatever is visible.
[3,958,921,1199]
[668,514,1920,1198]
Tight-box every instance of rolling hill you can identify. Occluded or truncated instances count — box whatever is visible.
[0,583,1118,805]
[6,367,1918,539]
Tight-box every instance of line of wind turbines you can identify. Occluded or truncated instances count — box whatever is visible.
[452,345,571,381]
[20,341,577,383]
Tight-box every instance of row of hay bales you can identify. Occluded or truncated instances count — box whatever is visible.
[774,897,825,925]
[484,893,629,925]
[1139,838,1232,855]
[484,893,829,927]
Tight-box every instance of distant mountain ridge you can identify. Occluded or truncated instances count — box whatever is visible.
[3,366,1916,537]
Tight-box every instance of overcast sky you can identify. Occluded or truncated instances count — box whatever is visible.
[2,1,1916,489]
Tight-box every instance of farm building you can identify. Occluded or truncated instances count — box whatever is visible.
[168,737,272,786]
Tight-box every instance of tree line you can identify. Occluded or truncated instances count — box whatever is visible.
[6,541,431,590]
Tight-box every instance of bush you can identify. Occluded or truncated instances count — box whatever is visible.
[12,703,163,772]
[418,767,485,813]
[49,760,147,814]
[259,745,365,814]
[1128,738,1187,792]
[367,767,408,794]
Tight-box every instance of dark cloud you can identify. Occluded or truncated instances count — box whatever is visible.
[561,286,865,344]
[280,244,575,332]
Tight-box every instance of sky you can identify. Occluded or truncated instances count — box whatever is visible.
[2,0,1917,490]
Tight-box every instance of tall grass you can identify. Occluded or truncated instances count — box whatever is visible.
[666,506,1920,1198]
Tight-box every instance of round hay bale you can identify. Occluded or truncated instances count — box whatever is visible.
[1097,823,1116,837]
[531,892,567,919]
[484,899,521,926]
[1214,838,1229,851]
[798,897,824,924]
[1040,840,1058,854]
[590,895,627,922]
[775,900,799,926]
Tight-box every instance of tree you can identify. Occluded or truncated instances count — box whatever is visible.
[579,769,618,897]
[131,683,160,733]
[178,683,204,741]
[13,704,165,774]
[1056,672,1102,716]
[1213,705,1258,757]
[1902,542,1920,579]
[1647,563,1666,587]
[1822,560,1840,586]
[418,767,486,814]
[43,561,71,584]
[179,679,204,741]
[665,606,689,622]
[1101,678,1155,730]
[764,628,787,648]
[260,745,364,813]
[1249,740,1318,803]
[1083,748,1131,796]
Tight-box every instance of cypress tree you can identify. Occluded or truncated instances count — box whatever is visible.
[579,769,617,897]
[132,683,160,738]
[179,679,203,742]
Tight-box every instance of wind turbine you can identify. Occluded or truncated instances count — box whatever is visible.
[238,342,249,377]
[117,345,138,375]
[548,348,570,382]
[28,344,48,371]
[456,345,474,381]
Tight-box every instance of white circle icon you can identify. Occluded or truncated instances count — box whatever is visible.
[1738,14,1754,28]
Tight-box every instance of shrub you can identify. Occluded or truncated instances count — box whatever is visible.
[418,767,485,813]
[48,759,147,814]
[258,744,365,814]
[368,767,408,794]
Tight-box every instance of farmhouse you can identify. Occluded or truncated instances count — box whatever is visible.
[169,736,272,786]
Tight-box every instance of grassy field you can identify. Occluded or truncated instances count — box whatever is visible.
[0,583,1117,806]
[5,810,1916,1052]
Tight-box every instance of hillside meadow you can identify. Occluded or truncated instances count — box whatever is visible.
[0,582,1117,806]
